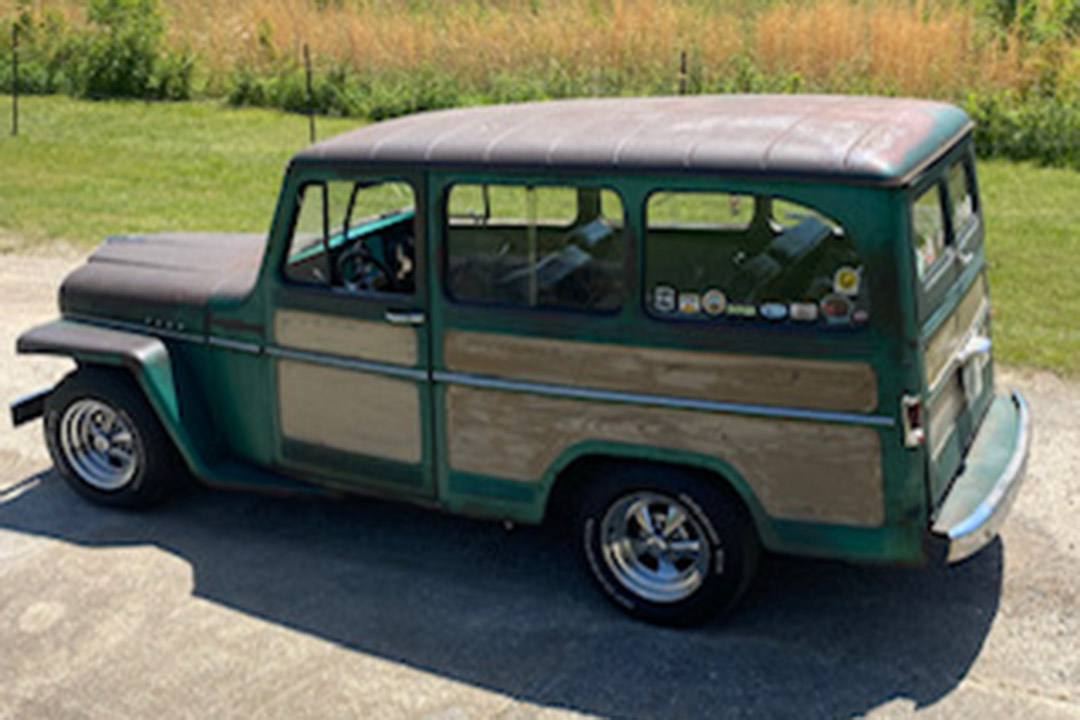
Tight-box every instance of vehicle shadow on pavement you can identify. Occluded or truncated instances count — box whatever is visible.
[1,470,1003,720]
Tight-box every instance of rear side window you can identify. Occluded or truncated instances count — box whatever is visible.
[445,184,625,312]
[644,191,869,327]
[946,161,978,240]
[912,184,947,282]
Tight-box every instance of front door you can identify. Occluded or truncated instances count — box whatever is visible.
[268,172,434,498]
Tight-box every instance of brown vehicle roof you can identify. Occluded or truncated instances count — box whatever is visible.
[294,95,972,186]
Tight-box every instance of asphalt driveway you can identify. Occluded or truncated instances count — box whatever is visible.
[1,252,1077,719]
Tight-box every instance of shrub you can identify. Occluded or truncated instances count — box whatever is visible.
[67,0,192,100]
[965,90,1080,169]
[153,47,196,100]
[73,0,164,98]
[0,10,77,94]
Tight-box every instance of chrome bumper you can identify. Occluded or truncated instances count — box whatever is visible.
[9,387,52,427]
[931,391,1032,563]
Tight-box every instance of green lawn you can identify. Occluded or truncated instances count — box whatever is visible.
[0,96,358,244]
[1,95,1077,376]
[979,162,1080,376]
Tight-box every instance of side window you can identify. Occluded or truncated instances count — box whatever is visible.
[445,184,625,312]
[644,191,869,327]
[286,183,330,285]
[284,180,417,295]
[771,197,840,232]
[648,191,754,230]
[912,184,948,282]
[946,161,978,241]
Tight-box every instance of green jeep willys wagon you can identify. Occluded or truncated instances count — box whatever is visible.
[11,95,1031,625]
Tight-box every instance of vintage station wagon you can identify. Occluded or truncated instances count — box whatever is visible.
[11,95,1031,625]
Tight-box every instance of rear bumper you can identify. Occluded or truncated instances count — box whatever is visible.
[9,387,52,427]
[931,391,1031,562]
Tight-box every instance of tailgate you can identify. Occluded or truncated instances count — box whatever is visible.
[923,273,995,506]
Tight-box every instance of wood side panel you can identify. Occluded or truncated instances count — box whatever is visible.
[445,332,878,413]
[275,309,416,366]
[446,386,884,527]
[928,376,965,457]
[278,359,421,464]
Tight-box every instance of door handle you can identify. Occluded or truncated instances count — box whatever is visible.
[384,309,426,326]
[956,334,991,364]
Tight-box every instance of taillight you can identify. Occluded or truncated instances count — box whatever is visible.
[901,393,926,449]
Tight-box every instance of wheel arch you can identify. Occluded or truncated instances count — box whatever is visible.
[18,319,214,479]
[541,440,779,548]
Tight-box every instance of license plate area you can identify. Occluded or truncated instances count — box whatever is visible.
[960,353,987,406]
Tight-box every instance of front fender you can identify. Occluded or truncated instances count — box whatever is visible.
[16,319,213,479]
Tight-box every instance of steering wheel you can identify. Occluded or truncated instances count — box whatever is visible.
[336,242,397,293]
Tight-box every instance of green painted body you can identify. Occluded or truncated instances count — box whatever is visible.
[18,100,1016,567]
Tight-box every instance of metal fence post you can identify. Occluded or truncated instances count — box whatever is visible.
[304,43,315,144]
[11,21,18,137]
[678,50,687,95]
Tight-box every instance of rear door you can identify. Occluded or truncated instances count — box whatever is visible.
[268,172,436,498]
[912,151,994,505]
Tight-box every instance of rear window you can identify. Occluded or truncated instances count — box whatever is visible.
[912,184,948,282]
[912,157,981,287]
[644,191,869,327]
[946,161,978,241]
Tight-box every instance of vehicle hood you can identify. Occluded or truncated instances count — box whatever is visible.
[59,232,267,334]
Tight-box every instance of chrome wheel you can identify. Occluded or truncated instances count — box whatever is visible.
[59,399,139,491]
[600,491,713,604]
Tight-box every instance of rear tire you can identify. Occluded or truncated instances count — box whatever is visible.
[44,367,185,508]
[576,463,759,626]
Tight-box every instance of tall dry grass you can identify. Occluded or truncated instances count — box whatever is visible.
[6,0,1074,99]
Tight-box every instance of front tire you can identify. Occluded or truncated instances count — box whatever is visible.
[577,463,759,626]
[44,368,185,508]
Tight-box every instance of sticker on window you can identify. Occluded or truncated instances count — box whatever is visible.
[702,289,727,316]
[833,266,860,296]
[653,285,677,313]
[644,191,869,328]
[678,292,702,315]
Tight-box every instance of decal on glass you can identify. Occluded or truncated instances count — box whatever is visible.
[653,285,677,313]
[678,292,702,315]
[702,289,728,317]
[833,266,860,296]
[759,302,789,321]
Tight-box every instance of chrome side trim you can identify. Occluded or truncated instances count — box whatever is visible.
[58,313,895,428]
[433,371,895,428]
[266,345,428,382]
[208,337,262,355]
[68,314,264,355]
[65,313,208,346]
[934,391,1031,562]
